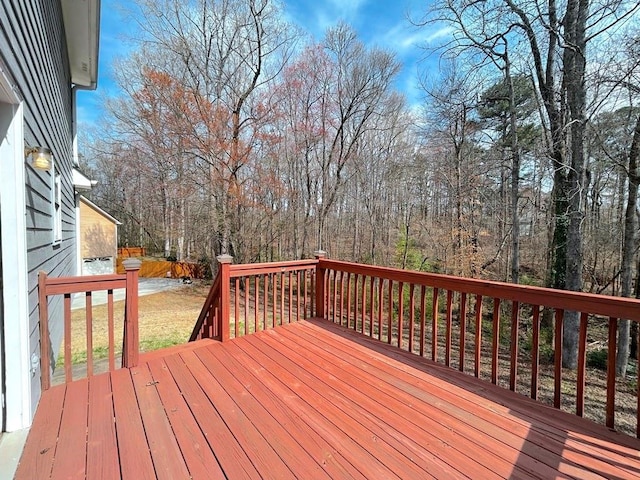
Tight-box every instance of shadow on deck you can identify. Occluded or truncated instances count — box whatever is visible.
[16,319,640,479]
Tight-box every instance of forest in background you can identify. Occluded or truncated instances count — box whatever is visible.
[81,0,640,368]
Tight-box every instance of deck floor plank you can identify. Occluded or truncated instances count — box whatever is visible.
[233,338,408,480]
[16,320,640,480]
[257,328,517,479]
[179,349,299,480]
[130,363,192,480]
[271,326,548,479]
[303,318,640,478]
[86,373,120,480]
[195,345,336,479]
[298,320,639,478]
[308,318,640,450]
[14,384,66,480]
[240,333,437,480]
[162,352,261,480]
[111,367,156,479]
[286,322,601,479]
[146,357,226,480]
[49,379,89,480]
[209,341,371,480]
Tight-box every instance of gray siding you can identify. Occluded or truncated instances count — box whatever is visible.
[0,1,77,413]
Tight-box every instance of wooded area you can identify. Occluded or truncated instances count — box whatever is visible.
[82,0,640,370]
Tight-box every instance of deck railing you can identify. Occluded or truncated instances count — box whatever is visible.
[190,255,317,341]
[38,258,141,390]
[192,253,640,437]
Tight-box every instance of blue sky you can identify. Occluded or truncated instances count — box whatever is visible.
[77,0,448,127]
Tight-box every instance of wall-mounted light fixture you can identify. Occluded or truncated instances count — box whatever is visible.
[25,146,53,171]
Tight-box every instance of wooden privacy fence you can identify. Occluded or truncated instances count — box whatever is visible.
[192,252,640,438]
[38,258,141,390]
[117,246,146,258]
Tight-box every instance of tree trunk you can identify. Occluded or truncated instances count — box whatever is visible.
[561,0,589,369]
[506,60,520,284]
[616,115,640,376]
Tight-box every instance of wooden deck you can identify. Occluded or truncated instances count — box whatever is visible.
[16,319,640,479]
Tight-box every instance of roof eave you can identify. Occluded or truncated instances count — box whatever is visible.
[61,0,101,89]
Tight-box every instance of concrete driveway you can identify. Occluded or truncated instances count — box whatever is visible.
[72,278,184,310]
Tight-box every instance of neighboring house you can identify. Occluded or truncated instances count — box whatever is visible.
[78,196,121,276]
[0,1,100,432]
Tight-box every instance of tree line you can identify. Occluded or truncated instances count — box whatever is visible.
[82,0,640,371]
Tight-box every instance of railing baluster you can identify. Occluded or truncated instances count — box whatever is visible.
[420,285,426,357]
[474,295,483,378]
[244,277,249,335]
[333,271,344,325]
[86,292,93,377]
[554,309,565,408]
[272,273,277,328]
[377,278,383,341]
[254,276,259,332]
[263,274,268,331]
[606,316,618,429]
[531,305,541,400]
[346,273,352,329]
[108,289,115,372]
[64,293,72,383]
[369,276,375,337]
[234,277,240,338]
[296,271,301,322]
[432,288,439,362]
[409,284,415,354]
[509,301,520,392]
[278,272,283,325]
[361,275,366,334]
[289,271,293,323]
[398,282,404,350]
[38,272,51,390]
[459,292,467,372]
[354,274,359,332]
[388,279,394,344]
[303,270,308,319]
[445,290,453,367]
[491,298,501,385]
[576,311,588,416]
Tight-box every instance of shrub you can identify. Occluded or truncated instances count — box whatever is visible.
[587,349,608,371]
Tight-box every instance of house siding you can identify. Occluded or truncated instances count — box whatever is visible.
[0,1,77,413]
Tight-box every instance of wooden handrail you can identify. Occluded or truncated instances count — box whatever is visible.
[318,259,640,322]
[38,259,141,390]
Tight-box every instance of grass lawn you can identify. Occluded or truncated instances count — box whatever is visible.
[58,281,211,367]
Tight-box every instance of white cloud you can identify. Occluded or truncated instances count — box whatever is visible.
[326,0,369,19]
[380,24,453,51]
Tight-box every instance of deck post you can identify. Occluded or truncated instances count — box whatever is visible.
[314,251,327,319]
[38,271,51,391]
[218,255,233,341]
[122,258,142,368]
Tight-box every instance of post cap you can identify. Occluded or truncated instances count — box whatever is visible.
[217,254,234,264]
[313,250,327,259]
[122,258,142,270]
